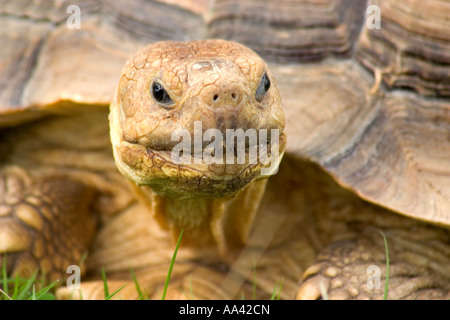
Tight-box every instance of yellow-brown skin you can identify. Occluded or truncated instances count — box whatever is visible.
[109,39,286,252]
[110,40,285,196]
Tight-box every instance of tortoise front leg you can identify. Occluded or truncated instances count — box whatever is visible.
[0,166,98,283]
[296,228,450,300]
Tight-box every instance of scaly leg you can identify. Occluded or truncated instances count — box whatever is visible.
[0,166,99,282]
[296,227,450,300]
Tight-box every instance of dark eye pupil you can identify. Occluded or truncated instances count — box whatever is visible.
[263,74,270,91]
[255,73,270,102]
[151,82,173,105]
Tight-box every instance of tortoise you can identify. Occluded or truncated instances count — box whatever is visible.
[0,0,449,300]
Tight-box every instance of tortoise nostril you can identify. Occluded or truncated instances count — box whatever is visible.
[210,89,241,105]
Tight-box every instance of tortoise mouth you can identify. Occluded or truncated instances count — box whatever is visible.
[145,149,263,198]
[116,132,286,198]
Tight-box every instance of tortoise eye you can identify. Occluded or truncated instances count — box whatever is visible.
[255,72,270,102]
[151,81,174,107]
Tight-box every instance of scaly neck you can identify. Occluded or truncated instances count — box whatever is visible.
[132,178,268,259]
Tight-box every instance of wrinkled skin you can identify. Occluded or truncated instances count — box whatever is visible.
[0,39,448,300]
[109,39,286,253]
[111,40,285,196]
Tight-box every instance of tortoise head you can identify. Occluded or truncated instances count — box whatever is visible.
[109,39,286,199]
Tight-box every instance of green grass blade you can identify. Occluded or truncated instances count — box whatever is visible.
[179,274,194,299]
[101,267,109,298]
[31,284,36,300]
[270,282,278,300]
[276,279,284,300]
[32,279,59,300]
[105,284,127,300]
[2,256,8,296]
[16,270,38,300]
[0,288,12,300]
[101,267,126,300]
[79,251,88,268]
[130,268,147,300]
[11,273,20,299]
[161,229,184,300]
[380,231,390,300]
[269,278,284,300]
[79,289,83,300]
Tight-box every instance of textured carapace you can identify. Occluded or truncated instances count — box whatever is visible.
[0,0,449,301]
